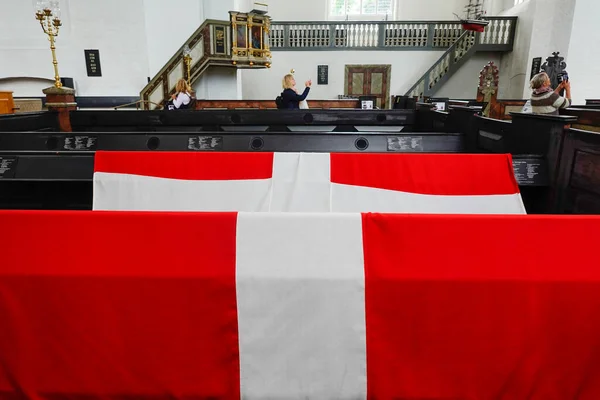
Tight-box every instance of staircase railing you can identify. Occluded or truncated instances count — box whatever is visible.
[269,16,516,51]
[140,19,233,110]
[405,30,479,98]
[404,17,517,98]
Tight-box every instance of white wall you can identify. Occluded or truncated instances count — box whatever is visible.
[435,53,502,99]
[143,0,204,77]
[241,50,444,101]
[264,0,471,21]
[396,0,469,21]
[195,67,239,99]
[495,0,536,99]
[565,0,599,104]
[485,0,516,16]
[0,0,150,97]
[523,0,575,98]
[0,0,238,97]
[67,0,150,97]
[494,0,576,99]
[265,0,327,21]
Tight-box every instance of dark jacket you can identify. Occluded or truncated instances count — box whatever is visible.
[281,87,310,109]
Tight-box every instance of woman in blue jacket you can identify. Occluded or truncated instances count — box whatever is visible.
[280,74,311,109]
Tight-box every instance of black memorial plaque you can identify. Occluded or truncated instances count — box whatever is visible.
[215,26,226,54]
[317,65,328,85]
[0,156,18,179]
[84,49,102,77]
[512,158,549,186]
[188,136,224,151]
[530,57,542,80]
[64,136,98,151]
[387,136,423,152]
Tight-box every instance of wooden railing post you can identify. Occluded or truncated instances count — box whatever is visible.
[378,22,386,47]
[426,23,434,48]
[284,25,291,48]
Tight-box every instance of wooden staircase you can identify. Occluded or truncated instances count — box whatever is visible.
[140,18,270,110]
[405,17,517,98]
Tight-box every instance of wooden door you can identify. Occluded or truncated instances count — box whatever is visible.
[345,65,391,109]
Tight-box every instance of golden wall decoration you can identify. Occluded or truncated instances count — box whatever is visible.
[230,11,272,68]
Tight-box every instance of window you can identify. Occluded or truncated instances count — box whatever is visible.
[330,0,394,18]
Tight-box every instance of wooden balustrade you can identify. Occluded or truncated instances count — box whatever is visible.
[270,17,516,51]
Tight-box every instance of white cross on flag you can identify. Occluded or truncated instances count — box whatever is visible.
[93,152,526,214]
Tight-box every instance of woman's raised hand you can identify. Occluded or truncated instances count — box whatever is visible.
[305,80,312,87]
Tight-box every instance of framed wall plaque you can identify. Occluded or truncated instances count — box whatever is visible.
[84,50,102,77]
[214,26,226,55]
[530,57,542,80]
[318,65,328,85]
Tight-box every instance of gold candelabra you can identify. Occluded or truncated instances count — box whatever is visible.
[183,45,192,85]
[35,1,63,88]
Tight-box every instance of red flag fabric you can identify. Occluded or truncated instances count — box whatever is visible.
[93,152,526,214]
[2,211,600,399]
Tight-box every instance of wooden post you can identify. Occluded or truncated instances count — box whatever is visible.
[43,86,76,132]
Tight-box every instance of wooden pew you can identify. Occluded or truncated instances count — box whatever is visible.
[561,108,600,132]
[0,111,60,132]
[68,109,416,133]
[490,99,527,120]
[554,127,600,213]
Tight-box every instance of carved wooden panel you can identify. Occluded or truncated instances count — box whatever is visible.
[541,52,567,90]
[570,150,600,196]
[476,61,499,117]
[344,65,391,109]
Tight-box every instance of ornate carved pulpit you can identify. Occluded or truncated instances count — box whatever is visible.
[230,11,272,68]
[476,61,499,117]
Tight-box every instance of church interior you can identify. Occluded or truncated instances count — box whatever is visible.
[1,0,600,398]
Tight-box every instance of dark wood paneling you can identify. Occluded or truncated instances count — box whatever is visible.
[0,112,59,132]
[555,128,600,214]
[195,99,360,109]
[69,110,416,133]
[0,131,461,155]
[562,108,600,132]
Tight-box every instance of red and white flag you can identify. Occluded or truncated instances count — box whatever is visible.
[93,152,526,214]
[2,211,600,399]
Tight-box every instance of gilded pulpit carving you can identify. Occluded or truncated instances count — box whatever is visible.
[230,11,272,68]
[476,61,499,117]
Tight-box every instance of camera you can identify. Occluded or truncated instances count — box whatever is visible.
[557,71,569,83]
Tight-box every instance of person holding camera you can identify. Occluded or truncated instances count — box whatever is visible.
[530,72,571,115]
[279,74,312,109]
